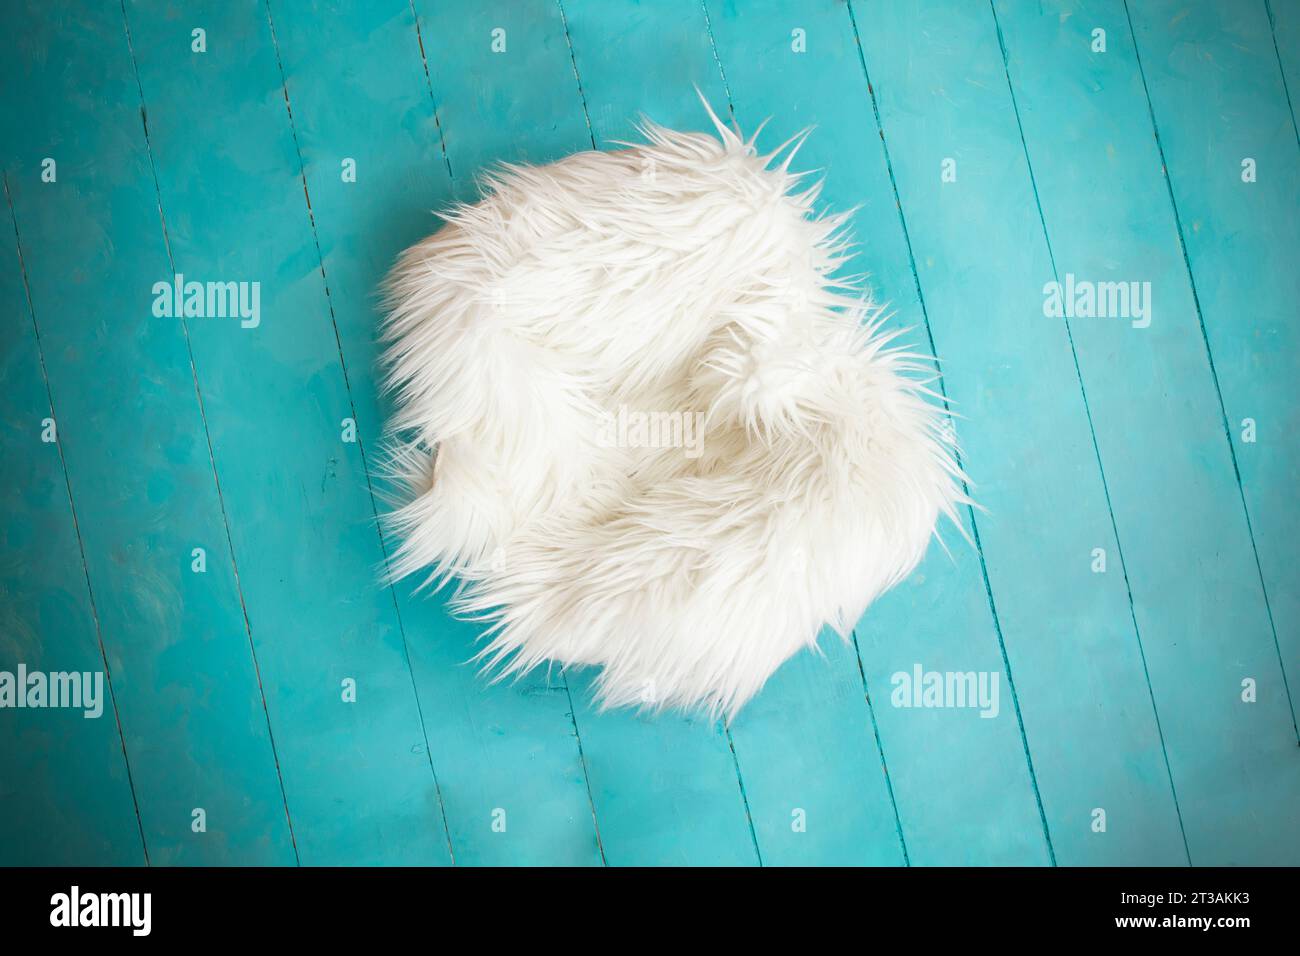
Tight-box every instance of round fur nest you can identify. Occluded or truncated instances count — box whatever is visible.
[380,103,964,716]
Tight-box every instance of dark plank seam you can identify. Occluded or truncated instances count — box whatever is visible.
[1123,0,1299,740]
[120,0,300,864]
[3,173,151,866]
[406,0,607,864]
[846,0,1057,865]
[1264,0,1300,152]
[263,0,455,863]
[989,0,1191,864]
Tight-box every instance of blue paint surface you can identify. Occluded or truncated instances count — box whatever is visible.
[1,0,1295,865]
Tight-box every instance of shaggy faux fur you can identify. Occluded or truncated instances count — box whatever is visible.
[380,102,966,716]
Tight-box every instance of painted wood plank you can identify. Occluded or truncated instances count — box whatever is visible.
[556,0,777,866]
[122,0,451,865]
[413,0,757,865]
[1125,0,1299,732]
[413,0,755,866]
[5,0,1293,867]
[1270,0,1300,138]
[726,641,906,865]
[988,0,1300,864]
[825,0,1179,865]
[859,0,1196,865]
[1126,0,1300,853]
[419,0,595,197]
[1,1,295,864]
[696,1,922,866]
[0,184,144,866]
[270,0,603,865]
[706,0,1057,865]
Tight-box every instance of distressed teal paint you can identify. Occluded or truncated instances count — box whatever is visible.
[1272,0,1300,138]
[121,0,450,865]
[416,0,595,196]
[0,0,1295,866]
[691,0,915,866]
[981,0,1299,865]
[766,0,1054,866]
[271,0,602,865]
[0,186,145,866]
[557,0,762,866]
[856,0,1190,865]
[0,1,296,865]
[1122,0,1300,859]
[1126,0,1299,729]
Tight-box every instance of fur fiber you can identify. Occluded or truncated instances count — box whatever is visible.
[380,102,966,717]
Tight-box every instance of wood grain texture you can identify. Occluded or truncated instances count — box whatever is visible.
[2,0,296,865]
[870,0,1191,864]
[275,0,602,865]
[121,0,449,865]
[0,0,1294,866]
[1122,0,1300,862]
[0,178,144,866]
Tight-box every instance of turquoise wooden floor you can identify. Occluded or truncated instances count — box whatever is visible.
[2,0,1298,867]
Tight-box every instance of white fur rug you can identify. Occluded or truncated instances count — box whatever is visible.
[380,103,965,716]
